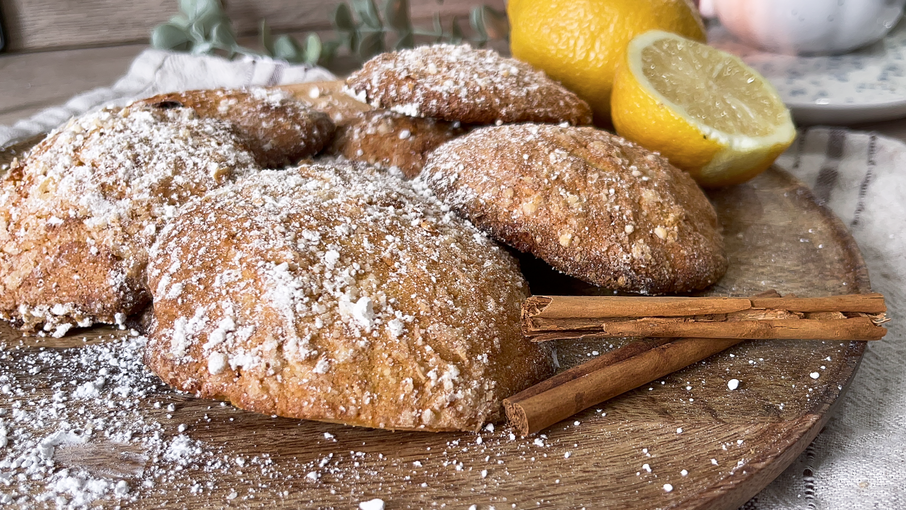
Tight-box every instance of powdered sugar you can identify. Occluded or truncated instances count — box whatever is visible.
[0,325,614,507]
[359,498,385,510]
[144,162,552,432]
[346,44,592,125]
[0,101,261,331]
[421,123,727,294]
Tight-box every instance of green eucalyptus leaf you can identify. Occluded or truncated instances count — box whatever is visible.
[395,31,415,49]
[194,9,227,36]
[178,0,199,18]
[151,23,192,51]
[352,0,382,30]
[210,22,236,49]
[190,19,210,40]
[384,0,411,33]
[477,5,508,40]
[449,16,463,44]
[303,33,323,65]
[189,0,223,20]
[260,19,275,56]
[347,29,360,53]
[333,30,357,53]
[320,39,341,64]
[333,3,356,31]
[357,31,385,60]
[432,13,444,41]
[168,14,191,30]
[470,7,488,40]
[191,41,215,55]
[432,12,442,32]
[274,34,303,63]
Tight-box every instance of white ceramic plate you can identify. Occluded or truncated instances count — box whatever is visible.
[708,19,906,125]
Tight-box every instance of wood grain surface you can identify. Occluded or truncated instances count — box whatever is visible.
[0,44,145,126]
[0,0,503,52]
[0,126,871,508]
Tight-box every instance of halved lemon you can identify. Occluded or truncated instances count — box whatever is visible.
[611,30,796,187]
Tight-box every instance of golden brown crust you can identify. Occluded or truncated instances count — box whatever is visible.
[0,88,335,334]
[325,109,466,179]
[133,88,335,167]
[282,81,465,178]
[280,80,372,125]
[144,163,554,432]
[422,124,728,294]
[346,44,593,125]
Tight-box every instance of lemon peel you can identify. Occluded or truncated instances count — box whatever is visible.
[612,30,796,187]
[508,0,705,123]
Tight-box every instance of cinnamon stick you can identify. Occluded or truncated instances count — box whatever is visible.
[504,337,743,436]
[522,293,887,342]
[506,291,888,435]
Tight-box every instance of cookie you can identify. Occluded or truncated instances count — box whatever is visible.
[326,109,465,178]
[280,80,372,125]
[282,81,465,178]
[422,124,728,294]
[345,44,593,125]
[133,88,335,168]
[144,163,554,432]
[0,89,333,333]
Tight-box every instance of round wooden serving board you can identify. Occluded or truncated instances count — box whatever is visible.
[0,138,869,508]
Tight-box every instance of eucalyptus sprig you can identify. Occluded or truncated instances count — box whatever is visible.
[331,0,509,61]
[151,0,244,59]
[151,0,508,67]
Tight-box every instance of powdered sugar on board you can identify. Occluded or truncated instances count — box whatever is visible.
[0,330,571,507]
[0,324,851,509]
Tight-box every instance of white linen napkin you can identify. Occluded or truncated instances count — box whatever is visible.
[1,50,903,509]
[0,49,335,148]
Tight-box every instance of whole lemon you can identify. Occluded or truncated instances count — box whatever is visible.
[508,0,706,124]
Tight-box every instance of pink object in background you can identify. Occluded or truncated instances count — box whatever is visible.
[699,0,906,55]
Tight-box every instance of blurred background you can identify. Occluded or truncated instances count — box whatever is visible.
[0,0,504,125]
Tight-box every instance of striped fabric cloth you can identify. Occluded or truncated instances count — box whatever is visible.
[754,128,906,509]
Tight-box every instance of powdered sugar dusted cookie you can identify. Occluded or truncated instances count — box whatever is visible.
[345,44,593,125]
[144,163,554,432]
[284,81,465,178]
[280,80,372,124]
[326,109,465,178]
[422,124,728,294]
[133,88,335,168]
[0,89,334,334]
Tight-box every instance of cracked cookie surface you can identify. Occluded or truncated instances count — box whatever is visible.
[145,162,554,431]
[422,124,728,294]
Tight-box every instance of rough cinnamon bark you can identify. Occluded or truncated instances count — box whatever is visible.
[504,337,742,436]
[522,293,888,342]
[506,292,888,435]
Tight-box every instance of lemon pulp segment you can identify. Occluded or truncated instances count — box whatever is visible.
[614,30,795,187]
